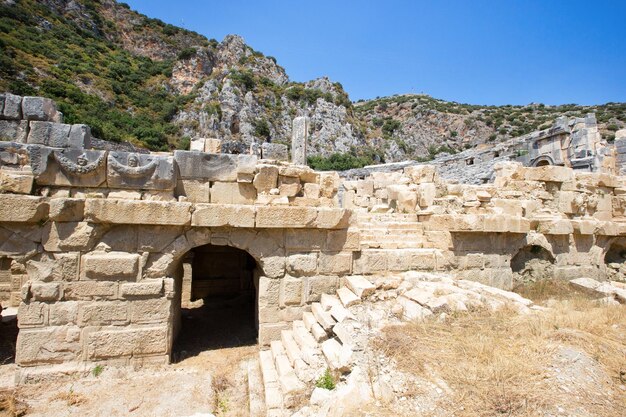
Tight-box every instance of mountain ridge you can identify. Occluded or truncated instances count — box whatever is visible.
[0,0,624,169]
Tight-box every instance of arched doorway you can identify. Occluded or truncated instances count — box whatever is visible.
[0,257,19,366]
[604,241,626,281]
[172,244,259,361]
[511,245,555,286]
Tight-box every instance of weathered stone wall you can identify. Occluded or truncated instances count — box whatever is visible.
[342,162,626,289]
[1,96,626,382]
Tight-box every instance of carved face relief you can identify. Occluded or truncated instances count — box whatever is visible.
[77,154,89,166]
[128,155,139,167]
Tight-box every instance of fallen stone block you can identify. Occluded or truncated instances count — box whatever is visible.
[344,275,376,298]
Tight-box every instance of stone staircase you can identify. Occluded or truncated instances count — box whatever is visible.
[357,212,426,249]
[250,275,376,416]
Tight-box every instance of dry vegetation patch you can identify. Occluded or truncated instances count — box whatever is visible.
[0,390,27,417]
[375,285,626,416]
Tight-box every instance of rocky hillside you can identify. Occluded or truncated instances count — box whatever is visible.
[355,95,626,162]
[1,0,625,168]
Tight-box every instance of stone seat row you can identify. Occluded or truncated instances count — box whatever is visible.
[0,194,352,229]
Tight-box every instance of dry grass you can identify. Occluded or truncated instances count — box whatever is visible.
[513,278,589,303]
[0,390,27,417]
[51,387,88,407]
[376,287,626,417]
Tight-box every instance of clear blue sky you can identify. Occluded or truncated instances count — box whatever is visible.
[124,0,626,106]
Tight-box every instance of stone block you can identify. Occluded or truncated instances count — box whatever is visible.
[285,229,326,251]
[316,208,351,229]
[210,181,256,204]
[49,301,78,325]
[108,152,175,190]
[68,124,90,148]
[35,149,107,187]
[253,164,279,193]
[42,221,99,252]
[174,151,256,181]
[82,252,140,281]
[29,282,61,301]
[85,199,192,225]
[345,275,376,298]
[492,199,523,217]
[0,169,33,194]
[130,298,170,323]
[261,142,288,161]
[325,228,360,251]
[319,172,340,198]
[47,198,84,221]
[318,251,352,275]
[279,277,304,306]
[79,301,128,326]
[0,194,48,222]
[205,138,222,153]
[278,178,301,197]
[26,121,71,147]
[524,165,574,183]
[176,179,210,203]
[258,276,280,308]
[417,183,436,208]
[256,206,317,228]
[387,249,437,272]
[22,97,59,122]
[120,279,164,298]
[18,302,48,327]
[286,253,318,276]
[535,219,574,235]
[356,180,374,196]
[85,326,168,359]
[2,93,22,119]
[291,117,308,165]
[189,138,205,152]
[0,120,29,142]
[16,327,81,365]
[192,204,255,227]
[353,251,388,274]
[306,276,339,302]
[303,183,320,199]
[404,165,436,184]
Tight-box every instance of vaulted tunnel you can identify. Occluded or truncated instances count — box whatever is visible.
[172,244,259,362]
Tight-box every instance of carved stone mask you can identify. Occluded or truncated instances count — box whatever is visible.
[128,155,139,167]
[77,154,88,166]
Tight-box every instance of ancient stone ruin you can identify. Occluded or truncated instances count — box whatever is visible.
[1,94,626,412]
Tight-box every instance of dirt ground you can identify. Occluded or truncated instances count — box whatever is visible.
[0,300,257,417]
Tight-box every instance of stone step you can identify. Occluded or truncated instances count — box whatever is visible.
[329,303,355,323]
[302,311,317,331]
[292,320,318,349]
[310,321,329,343]
[247,358,266,417]
[320,293,342,311]
[321,338,353,373]
[281,330,302,367]
[272,346,307,409]
[337,287,360,307]
[311,302,336,331]
[259,350,283,412]
[345,275,376,298]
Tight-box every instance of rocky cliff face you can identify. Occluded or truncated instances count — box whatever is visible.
[1,0,624,167]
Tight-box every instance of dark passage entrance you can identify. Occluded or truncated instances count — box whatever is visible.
[172,244,258,362]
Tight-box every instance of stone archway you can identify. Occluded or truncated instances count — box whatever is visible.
[171,243,260,362]
[511,245,555,286]
[604,240,626,281]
